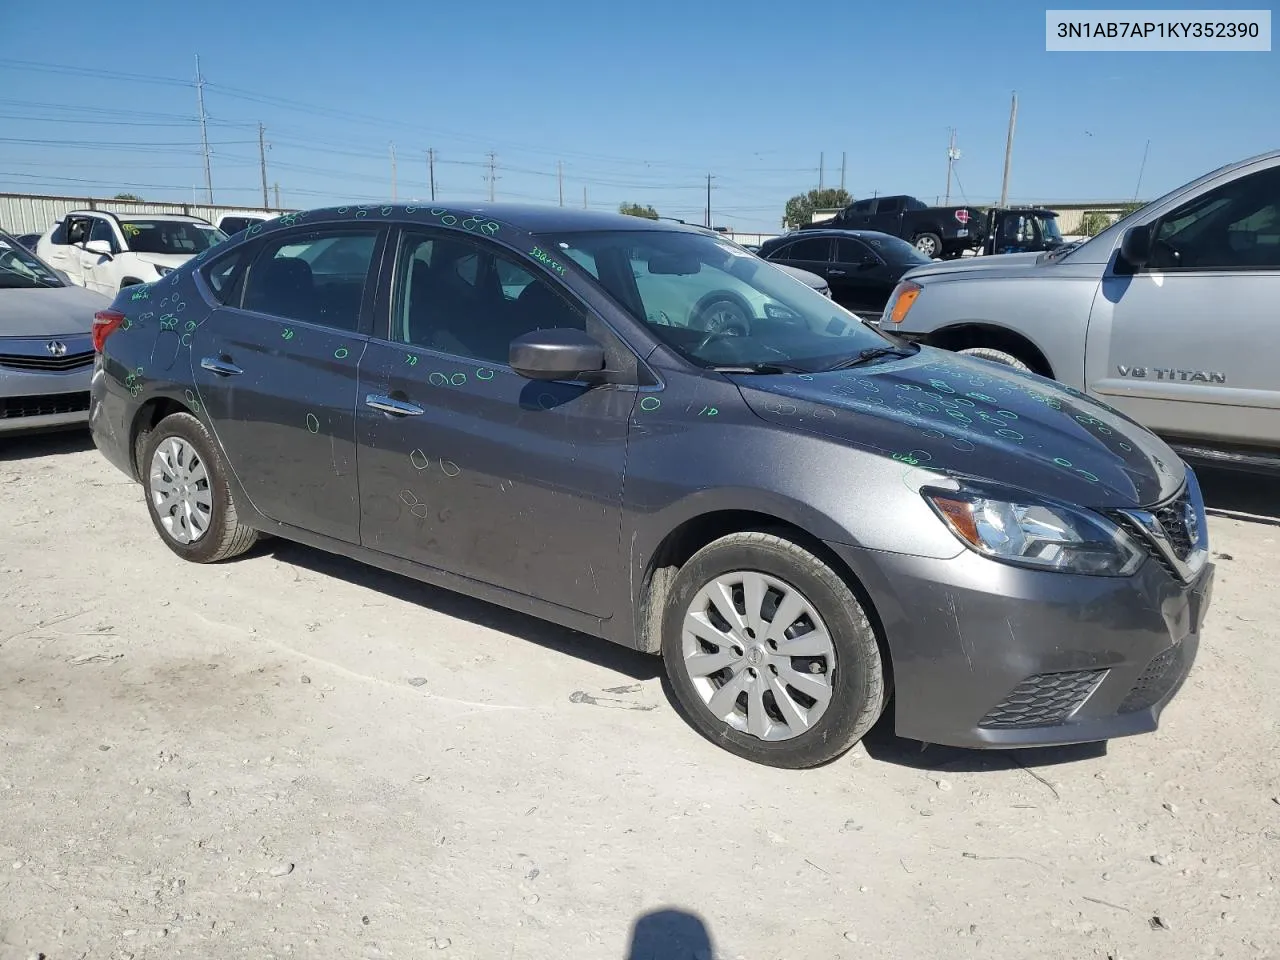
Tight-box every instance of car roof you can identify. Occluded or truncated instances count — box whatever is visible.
[291,202,705,235]
[765,228,904,242]
[63,210,213,224]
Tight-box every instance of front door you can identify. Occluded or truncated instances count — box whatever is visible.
[189,222,387,543]
[355,226,633,618]
[1085,162,1280,448]
[82,217,118,295]
[55,215,93,287]
[831,237,892,313]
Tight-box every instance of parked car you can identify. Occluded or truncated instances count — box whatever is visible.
[37,211,226,296]
[757,229,932,319]
[802,195,988,259]
[15,232,43,252]
[0,229,106,434]
[883,149,1280,476]
[90,204,1213,768]
[217,213,273,236]
[982,207,1066,256]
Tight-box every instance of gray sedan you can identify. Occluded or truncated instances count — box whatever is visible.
[0,230,107,434]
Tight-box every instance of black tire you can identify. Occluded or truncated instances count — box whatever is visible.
[959,346,1033,372]
[912,232,943,259]
[661,531,886,768]
[140,412,258,563]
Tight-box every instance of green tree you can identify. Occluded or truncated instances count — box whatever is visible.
[619,202,659,219]
[783,188,853,229]
[113,193,143,201]
[1079,211,1112,236]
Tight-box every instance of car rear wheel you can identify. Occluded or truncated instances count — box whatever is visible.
[959,346,1033,371]
[661,531,886,768]
[141,412,258,563]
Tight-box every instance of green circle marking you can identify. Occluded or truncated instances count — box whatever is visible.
[334,347,349,360]
[639,396,661,412]
[1053,457,1073,467]
[476,368,494,380]
[450,373,467,386]
[306,414,320,434]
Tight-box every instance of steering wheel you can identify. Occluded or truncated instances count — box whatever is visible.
[695,326,748,353]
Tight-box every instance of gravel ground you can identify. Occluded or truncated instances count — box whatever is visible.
[1,431,1277,960]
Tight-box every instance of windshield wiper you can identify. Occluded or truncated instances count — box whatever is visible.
[823,345,918,371]
[710,361,811,375]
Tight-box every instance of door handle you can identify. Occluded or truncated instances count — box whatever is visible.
[365,394,424,417]
[200,357,244,377]
[827,269,846,276]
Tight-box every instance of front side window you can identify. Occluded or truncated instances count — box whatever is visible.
[88,219,116,248]
[119,220,225,255]
[857,232,931,266]
[394,232,586,365]
[851,200,874,214]
[876,197,902,215]
[241,228,380,331]
[546,229,891,370]
[836,238,876,265]
[787,237,831,261]
[65,217,92,245]
[1151,165,1280,270]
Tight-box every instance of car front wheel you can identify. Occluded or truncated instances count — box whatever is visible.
[141,412,259,563]
[661,531,886,768]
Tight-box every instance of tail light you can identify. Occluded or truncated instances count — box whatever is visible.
[92,309,126,352]
[885,281,922,324]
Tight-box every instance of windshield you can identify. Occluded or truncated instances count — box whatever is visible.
[859,232,933,265]
[546,229,894,371]
[120,220,226,256]
[0,232,63,289]
[1038,216,1063,241]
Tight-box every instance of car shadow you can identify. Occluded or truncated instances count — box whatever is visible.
[260,538,662,682]
[0,427,94,463]
[1196,464,1280,526]
[624,908,715,960]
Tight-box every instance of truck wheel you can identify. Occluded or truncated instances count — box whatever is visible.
[912,233,942,258]
[959,346,1033,372]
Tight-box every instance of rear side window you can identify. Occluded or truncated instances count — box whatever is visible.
[788,237,831,261]
[89,219,116,247]
[876,197,903,215]
[241,228,381,331]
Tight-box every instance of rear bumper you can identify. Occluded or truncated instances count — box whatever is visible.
[89,363,138,480]
[827,541,1213,749]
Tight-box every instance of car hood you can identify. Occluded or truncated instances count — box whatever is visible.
[0,283,109,337]
[773,263,826,288]
[903,251,1044,282]
[731,347,1184,509]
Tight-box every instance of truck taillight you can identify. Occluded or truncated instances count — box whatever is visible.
[92,310,126,352]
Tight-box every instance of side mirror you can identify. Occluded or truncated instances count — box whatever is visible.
[83,239,114,259]
[510,328,606,382]
[1119,225,1152,269]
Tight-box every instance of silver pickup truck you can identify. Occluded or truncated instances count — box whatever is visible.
[882,149,1280,474]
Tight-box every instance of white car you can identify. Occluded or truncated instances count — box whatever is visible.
[36,211,226,296]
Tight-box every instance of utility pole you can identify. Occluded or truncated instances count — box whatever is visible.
[840,152,846,192]
[999,91,1018,208]
[705,173,713,227]
[583,185,587,209]
[818,152,824,191]
[486,151,497,202]
[257,123,269,209]
[273,182,280,208]
[1133,138,1151,201]
[195,54,213,203]
[945,127,958,205]
[427,149,436,202]
[557,160,564,207]
[389,142,397,201]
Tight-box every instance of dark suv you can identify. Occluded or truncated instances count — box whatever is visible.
[89,204,1214,768]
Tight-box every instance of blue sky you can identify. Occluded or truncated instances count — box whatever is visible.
[1,0,1276,232]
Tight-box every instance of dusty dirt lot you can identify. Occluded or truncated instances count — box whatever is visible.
[1,432,1277,960]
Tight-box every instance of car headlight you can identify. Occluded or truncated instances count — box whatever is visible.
[885,280,921,324]
[764,302,800,321]
[923,486,1145,576]
[153,264,174,277]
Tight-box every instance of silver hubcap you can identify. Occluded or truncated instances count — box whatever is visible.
[701,303,746,334]
[149,437,213,545]
[916,237,937,256]
[681,571,836,742]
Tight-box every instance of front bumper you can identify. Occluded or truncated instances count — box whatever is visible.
[0,369,91,434]
[828,541,1213,749]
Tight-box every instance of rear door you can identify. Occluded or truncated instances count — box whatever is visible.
[354,225,635,618]
[770,235,833,281]
[190,222,387,543]
[1085,160,1280,448]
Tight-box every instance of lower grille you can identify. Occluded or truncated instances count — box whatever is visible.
[0,391,90,419]
[0,351,94,372]
[979,669,1107,729]
[1119,642,1187,713]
